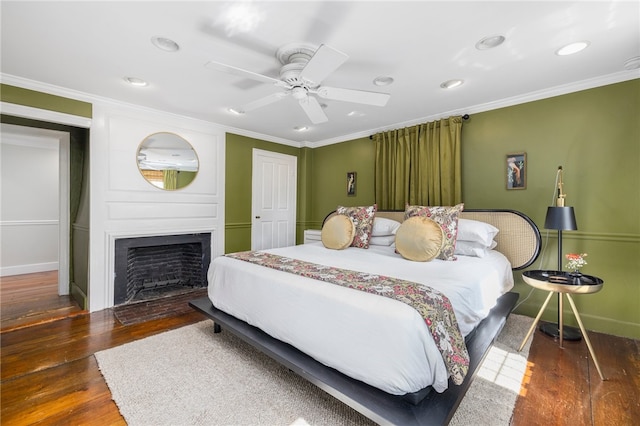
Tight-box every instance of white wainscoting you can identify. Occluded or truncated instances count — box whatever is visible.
[0,220,59,276]
[88,103,225,311]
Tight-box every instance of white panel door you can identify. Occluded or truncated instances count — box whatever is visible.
[251,149,297,250]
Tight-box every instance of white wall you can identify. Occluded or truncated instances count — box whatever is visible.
[0,125,60,276]
[88,103,226,311]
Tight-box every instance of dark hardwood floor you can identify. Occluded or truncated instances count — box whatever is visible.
[1,273,638,425]
[0,271,85,332]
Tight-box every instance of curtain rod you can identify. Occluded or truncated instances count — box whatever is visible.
[368,114,470,140]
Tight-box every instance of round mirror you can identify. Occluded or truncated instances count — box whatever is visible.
[136,132,199,190]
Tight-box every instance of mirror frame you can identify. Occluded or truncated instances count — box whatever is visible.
[136,132,199,191]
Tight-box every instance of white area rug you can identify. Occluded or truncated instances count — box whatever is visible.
[96,314,533,425]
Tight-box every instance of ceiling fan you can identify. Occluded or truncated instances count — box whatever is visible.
[205,43,391,124]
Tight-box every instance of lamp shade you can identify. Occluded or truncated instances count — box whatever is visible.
[544,206,578,231]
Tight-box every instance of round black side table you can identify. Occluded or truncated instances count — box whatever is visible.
[518,270,605,380]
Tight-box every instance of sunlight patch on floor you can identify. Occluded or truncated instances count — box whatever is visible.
[476,345,529,393]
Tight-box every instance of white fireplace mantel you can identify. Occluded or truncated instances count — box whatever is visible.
[89,103,225,312]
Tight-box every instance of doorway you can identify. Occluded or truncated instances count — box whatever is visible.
[0,123,70,293]
[251,149,297,250]
[0,112,90,319]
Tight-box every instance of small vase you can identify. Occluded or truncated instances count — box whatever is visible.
[568,270,582,284]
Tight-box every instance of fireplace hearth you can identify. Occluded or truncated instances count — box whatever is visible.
[113,233,211,306]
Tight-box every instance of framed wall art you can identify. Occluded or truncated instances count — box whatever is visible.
[506,152,526,190]
[347,171,356,196]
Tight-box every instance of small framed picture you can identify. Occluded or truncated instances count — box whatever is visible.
[506,153,526,190]
[347,171,356,196]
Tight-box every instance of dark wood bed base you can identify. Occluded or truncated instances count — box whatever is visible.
[189,291,518,425]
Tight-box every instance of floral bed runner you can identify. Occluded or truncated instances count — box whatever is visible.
[226,251,469,385]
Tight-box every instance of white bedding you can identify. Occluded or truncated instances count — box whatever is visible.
[207,243,514,395]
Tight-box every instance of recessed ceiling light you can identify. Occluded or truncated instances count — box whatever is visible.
[294,126,309,132]
[228,108,244,115]
[347,111,365,117]
[151,36,180,52]
[124,77,148,87]
[556,41,589,56]
[373,76,394,86]
[475,35,505,50]
[623,56,640,70]
[440,79,464,89]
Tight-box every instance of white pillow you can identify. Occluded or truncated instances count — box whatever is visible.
[370,235,396,246]
[371,217,402,237]
[454,240,498,258]
[457,219,499,247]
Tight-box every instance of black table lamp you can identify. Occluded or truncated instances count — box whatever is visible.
[541,167,582,340]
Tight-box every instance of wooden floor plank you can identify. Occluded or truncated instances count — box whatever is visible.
[589,332,640,426]
[1,356,125,426]
[512,325,639,426]
[0,271,85,333]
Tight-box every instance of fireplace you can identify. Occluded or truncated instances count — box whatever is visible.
[113,233,211,306]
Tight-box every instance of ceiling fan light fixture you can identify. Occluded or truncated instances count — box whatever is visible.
[373,76,394,86]
[475,35,505,50]
[556,41,589,56]
[440,79,464,89]
[124,77,148,87]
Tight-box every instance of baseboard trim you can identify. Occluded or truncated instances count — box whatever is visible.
[71,283,88,310]
[0,262,58,277]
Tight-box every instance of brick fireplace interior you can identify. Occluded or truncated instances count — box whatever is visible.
[113,233,211,306]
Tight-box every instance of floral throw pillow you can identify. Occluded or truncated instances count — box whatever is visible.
[404,203,464,260]
[336,204,377,248]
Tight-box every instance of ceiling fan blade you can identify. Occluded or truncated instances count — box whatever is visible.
[315,86,391,107]
[238,92,289,112]
[205,60,289,88]
[299,44,349,85]
[298,96,328,124]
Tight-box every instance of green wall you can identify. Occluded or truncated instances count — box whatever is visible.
[1,84,92,118]
[309,137,377,227]
[462,79,639,339]
[224,133,303,253]
[304,79,639,339]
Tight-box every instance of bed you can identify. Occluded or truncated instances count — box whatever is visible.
[190,209,541,425]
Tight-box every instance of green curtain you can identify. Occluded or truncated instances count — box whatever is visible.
[163,169,178,190]
[374,116,462,210]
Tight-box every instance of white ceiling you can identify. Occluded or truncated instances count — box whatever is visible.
[2,1,639,146]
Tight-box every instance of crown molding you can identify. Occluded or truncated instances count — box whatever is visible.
[1,74,303,147]
[308,70,640,148]
[4,71,637,149]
